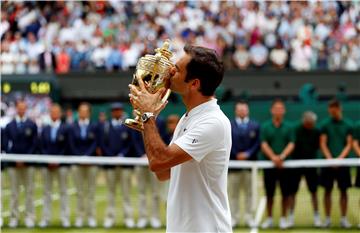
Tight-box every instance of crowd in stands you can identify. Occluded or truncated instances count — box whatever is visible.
[1,1,360,74]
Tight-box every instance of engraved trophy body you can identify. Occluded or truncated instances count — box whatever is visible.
[124,40,173,131]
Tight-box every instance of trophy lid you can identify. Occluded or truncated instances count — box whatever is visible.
[155,40,173,60]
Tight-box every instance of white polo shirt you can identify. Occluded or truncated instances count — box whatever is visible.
[167,99,232,232]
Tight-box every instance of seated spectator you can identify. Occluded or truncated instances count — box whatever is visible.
[28,58,40,74]
[91,43,111,70]
[106,43,123,71]
[290,40,312,71]
[56,48,70,74]
[270,40,288,69]
[249,38,268,69]
[39,47,57,73]
[233,44,250,70]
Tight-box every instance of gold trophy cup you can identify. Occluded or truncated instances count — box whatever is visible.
[125,40,174,131]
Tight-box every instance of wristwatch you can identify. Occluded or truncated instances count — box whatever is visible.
[141,112,155,123]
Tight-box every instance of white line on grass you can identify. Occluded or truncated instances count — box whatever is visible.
[250,196,267,233]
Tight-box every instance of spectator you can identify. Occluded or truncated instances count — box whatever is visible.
[260,99,295,229]
[290,40,312,71]
[106,43,123,71]
[229,101,260,228]
[233,43,251,70]
[249,39,268,69]
[270,39,288,69]
[319,99,353,228]
[56,48,70,74]
[288,111,321,228]
[39,47,57,73]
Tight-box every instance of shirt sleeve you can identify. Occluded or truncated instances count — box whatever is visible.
[173,118,223,162]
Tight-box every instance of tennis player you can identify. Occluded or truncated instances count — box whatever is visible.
[129,44,232,232]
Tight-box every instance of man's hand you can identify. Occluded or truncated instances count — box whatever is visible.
[129,75,168,116]
[16,162,25,168]
[271,156,283,168]
[236,152,249,160]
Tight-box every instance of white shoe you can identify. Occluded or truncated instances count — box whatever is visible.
[75,218,83,228]
[313,215,322,227]
[150,217,161,228]
[322,218,331,228]
[261,218,273,229]
[61,218,70,228]
[8,218,18,228]
[279,217,288,229]
[124,218,135,228]
[137,218,148,228]
[340,218,352,228]
[103,217,114,228]
[246,219,255,228]
[287,214,294,228]
[358,223,360,228]
[88,217,97,228]
[25,217,35,228]
[38,219,48,228]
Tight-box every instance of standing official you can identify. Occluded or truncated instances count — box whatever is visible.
[38,104,70,228]
[69,102,98,228]
[320,99,352,228]
[229,101,260,227]
[260,99,295,229]
[98,103,134,228]
[4,100,37,228]
[289,111,321,227]
[130,117,167,229]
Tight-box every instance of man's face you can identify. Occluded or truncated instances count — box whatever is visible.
[78,105,90,120]
[111,109,123,119]
[169,54,192,95]
[16,102,27,118]
[235,103,249,119]
[271,102,285,119]
[328,106,341,120]
[303,119,315,129]
[50,105,61,122]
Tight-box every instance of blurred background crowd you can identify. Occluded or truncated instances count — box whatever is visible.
[1,0,360,74]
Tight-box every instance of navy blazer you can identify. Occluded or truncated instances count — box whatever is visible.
[4,119,38,166]
[230,119,260,161]
[130,117,168,157]
[98,120,132,157]
[68,121,98,156]
[41,123,69,155]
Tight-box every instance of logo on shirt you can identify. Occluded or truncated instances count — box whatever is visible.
[183,128,187,132]
[192,139,198,144]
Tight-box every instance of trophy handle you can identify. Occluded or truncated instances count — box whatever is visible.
[161,89,171,103]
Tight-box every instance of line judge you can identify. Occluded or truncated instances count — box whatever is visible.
[129,45,232,232]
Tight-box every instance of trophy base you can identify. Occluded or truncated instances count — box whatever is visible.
[124,119,144,132]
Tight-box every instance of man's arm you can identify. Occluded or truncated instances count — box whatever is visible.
[142,117,192,173]
[353,139,360,157]
[320,134,332,159]
[338,135,352,159]
[279,142,295,160]
[261,141,282,168]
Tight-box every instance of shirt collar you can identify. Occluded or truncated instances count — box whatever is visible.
[50,120,61,128]
[236,116,249,125]
[15,115,27,123]
[112,118,123,126]
[185,98,218,118]
[79,119,89,126]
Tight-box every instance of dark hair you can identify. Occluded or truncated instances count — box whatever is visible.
[271,98,284,107]
[183,44,224,96]
[328,99,341,108]
[235,100,248,109]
